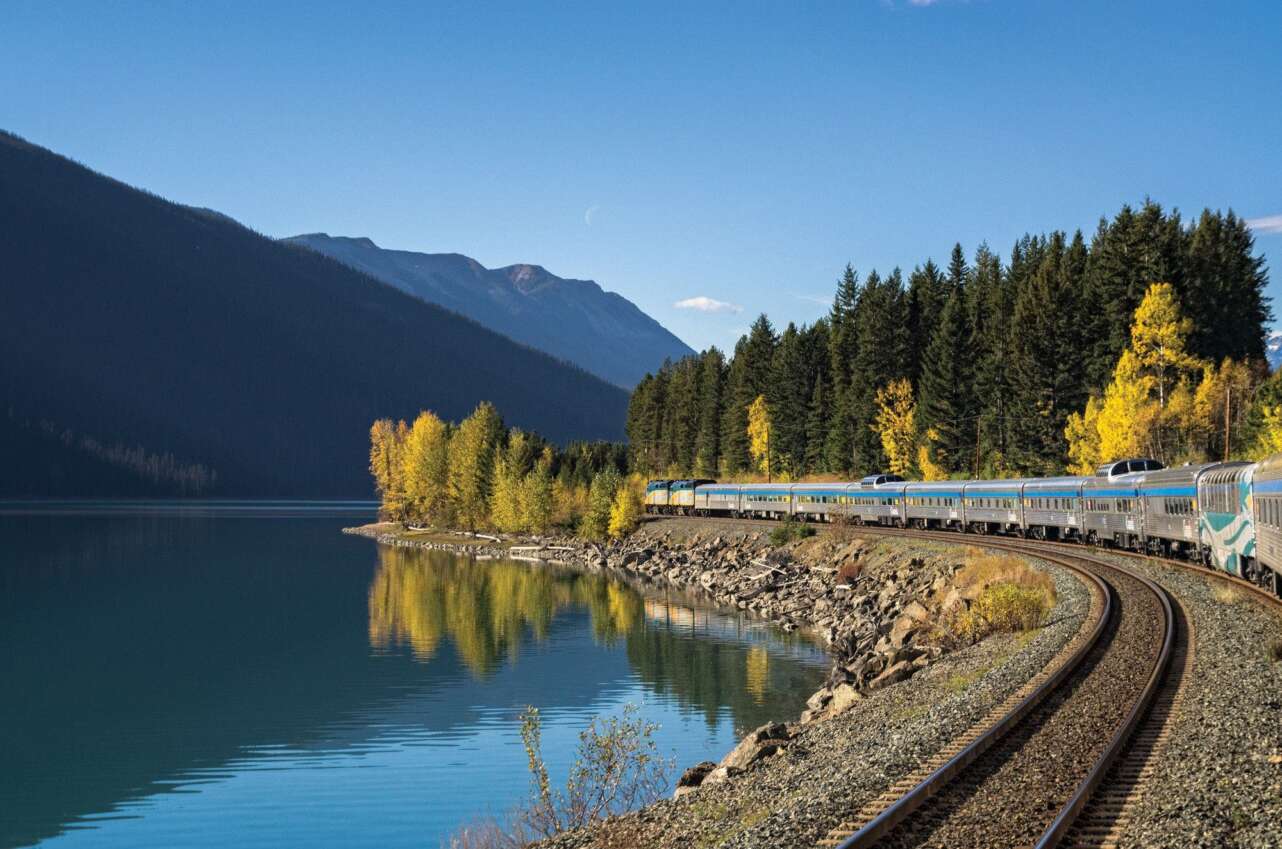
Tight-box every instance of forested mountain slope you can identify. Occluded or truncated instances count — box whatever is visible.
[284,233,693,388]
[0,131,627,496]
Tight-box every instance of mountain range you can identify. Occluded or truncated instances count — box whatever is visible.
[0,131,628,496]
[284,233,693,387]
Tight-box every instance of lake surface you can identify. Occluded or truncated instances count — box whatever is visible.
[0,505,829,848]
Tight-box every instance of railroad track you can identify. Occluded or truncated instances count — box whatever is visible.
[646,517,1199,849]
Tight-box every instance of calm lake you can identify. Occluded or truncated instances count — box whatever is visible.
[0,504,828,848]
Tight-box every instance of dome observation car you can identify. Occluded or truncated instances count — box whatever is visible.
[860,473,906,488]
[1094,458,1165,478]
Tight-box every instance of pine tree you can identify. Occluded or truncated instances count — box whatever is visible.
[579,468,621,540]
[904,260,946,383]
[767,323,809,475]
[521,447,555,533]
[848,270,908,474]
[918,287,972,471]
[693,348,726,477]
[1183,209,1271,363]
[803,374,829,475]
[825,266,860,473]
[968,244,1014,474]
[720,316,777,475]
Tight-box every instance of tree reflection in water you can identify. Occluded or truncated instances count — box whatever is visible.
[366,546,827,734]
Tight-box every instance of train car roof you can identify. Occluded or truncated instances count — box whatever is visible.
[1019,476,1086,491]
[962,478,1028,490]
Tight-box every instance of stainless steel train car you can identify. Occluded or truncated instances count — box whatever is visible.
[961,479,1024,534]
[645,452,1282,596]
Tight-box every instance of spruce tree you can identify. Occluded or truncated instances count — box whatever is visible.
[767,323,809,475]
[803,374,829,474]
[825,266,861,473]
[918,287,972,471]
[693,348,726,476]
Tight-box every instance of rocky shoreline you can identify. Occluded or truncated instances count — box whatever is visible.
[344,519,1014,721]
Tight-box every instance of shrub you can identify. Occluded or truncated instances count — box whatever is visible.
[769,518,816,546]
[1270,639,1282,664]
[938,549,1057,646]
[447,704,672,849]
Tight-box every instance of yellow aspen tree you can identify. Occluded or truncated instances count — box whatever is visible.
[1095,349,1159,461]
[1131,282,1205,410]
[916,427,950,481]
[746,394,773,478]
[873,378,918,478]
[1193,359,1256,460]
[1253,405,1282,458]
[607,479,642,539]
[488,451,524,533]
[1064,396,1103,475]
[369,419,398,509]
[402,411,451,525]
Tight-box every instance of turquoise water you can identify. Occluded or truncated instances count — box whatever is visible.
[0,506,828,848]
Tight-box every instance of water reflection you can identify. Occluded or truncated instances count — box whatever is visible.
[0,513,827,849]
[366,546,827,731]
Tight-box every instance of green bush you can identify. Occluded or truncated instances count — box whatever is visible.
[769,518,816,546]
[944,581,1052,645]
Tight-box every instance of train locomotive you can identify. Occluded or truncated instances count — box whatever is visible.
[644,457,1282,597]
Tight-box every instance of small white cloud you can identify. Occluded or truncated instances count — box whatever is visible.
[674,296,744,314]
[1246,214,1282,235]
[793,293,831,306]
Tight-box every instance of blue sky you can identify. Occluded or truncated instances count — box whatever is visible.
[4,0,1280,352]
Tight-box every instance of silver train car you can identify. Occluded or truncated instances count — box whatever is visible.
[649,453,1282,597]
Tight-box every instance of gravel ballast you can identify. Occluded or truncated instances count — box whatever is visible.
[540,557,1090,849]
[1094,555,1282,849]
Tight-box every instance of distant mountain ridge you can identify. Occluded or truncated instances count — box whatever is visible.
[0,130,627,496]
[284,233,694,387]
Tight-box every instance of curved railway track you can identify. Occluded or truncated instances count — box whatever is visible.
[810,531,1174,849]
[646,515,1282,847]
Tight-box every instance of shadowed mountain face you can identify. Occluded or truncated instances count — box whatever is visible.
[285,234,694,388]
[0,131,628,496]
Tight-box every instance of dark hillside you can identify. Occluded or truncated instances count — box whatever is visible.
[0,131,627,496]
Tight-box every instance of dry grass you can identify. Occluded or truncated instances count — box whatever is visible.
[938,549,1057,646]
[1212,583,1243,605]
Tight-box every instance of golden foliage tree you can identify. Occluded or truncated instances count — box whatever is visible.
[746,394,772,478]
[608,476,643,539]
[873,378,918,478]
[448,402,504,531]
[1065,283,1213,468]
[916,426,950,481]
[402,411,452,525]
[369,418,399,502]
[1193,359,1256,461]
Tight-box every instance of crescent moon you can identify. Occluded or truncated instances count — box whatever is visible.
[585,205,600,226]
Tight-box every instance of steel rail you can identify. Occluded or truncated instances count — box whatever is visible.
[816,529,1173,849]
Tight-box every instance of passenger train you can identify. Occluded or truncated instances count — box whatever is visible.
[645,457,1282,597]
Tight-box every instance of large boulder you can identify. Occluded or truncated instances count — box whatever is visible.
[673,761,718,798]
[868,659,916,691]
[719,721,791,771]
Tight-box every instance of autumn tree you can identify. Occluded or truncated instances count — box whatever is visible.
[608,477,643,539]
[746,394,773,479]
[448,402,504,531]
[402,411,451,524]
[873,378,917,478]
[579,468,621,541]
